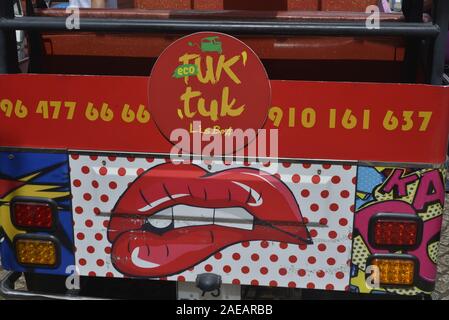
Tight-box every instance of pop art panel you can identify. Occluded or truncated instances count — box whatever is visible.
[350,166,446,295]
[70,155,356,290]
[0,151,74,275]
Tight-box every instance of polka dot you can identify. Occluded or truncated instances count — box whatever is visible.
[339,218,348,226]
[251,254,259,262]
[308,256,316,264]
[89,155,98,161]
[318,243,327,252]
[83,193,92,201]
[269,281,278,287]
[223,265,231,273]
[177,276,185,282]
[329,231,338,239]
[75,206,83,214]
[336,272,345,279]
[327,258,336,266]
[282,162,291,168]
[317,270,325,278]
[127,157,135,162]
[292,174,300,183]
[146,157,154,163]
[95,233,103,241]
[326,284,335,290]
[232,279,240,285]
[76,233,85,240]
[241,241,250,248]
[109,181,117,190]
[310,229,318,238]
[79,258,86,266]
[343,165,352,170]
[288,281,297,288]
[93,207,101,215]
[260,267,268,275]
[106,272,114,278]
[204,264,213,272]
[298,269,306,277]
[319,218,328,225]
[96,259,105,267]
[232,253,241,261]
[270,254,278,262]
[340,190,350,198]
[214,252,222,260]
[310,204,319,212]
[279,242,288,249]
[350,205,355,212]
[301,189,310,198]
[103,220,109,228]
[71,154,79,160]
[337,245,346,253]
[251,280,259,286]
[136,168,145,176]
[289,255,298,263]
[279,268,287,276]
[81,166,90,174]
[91,180,99,188]
[330,203,339,211]
[118,167,126,176]
[320,190,329,198]
[298,244,307,251]
[307,283,315,289]
[87,246,95,254]
[331,176,341,184]
[108,156,116,161]
[100,194,109,202]
[322,164,332,169]
[88,271,96,277]
[98,167,107,176]
[85,219,93,227]
[241,266,250,274]
[104,247,111,254]
[312,175,321,184]
[352,177,357,184]
[302,163,311,169]
[73,179,81,187]
[260,241,269,248]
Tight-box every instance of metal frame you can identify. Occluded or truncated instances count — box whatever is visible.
[0,0,448,84]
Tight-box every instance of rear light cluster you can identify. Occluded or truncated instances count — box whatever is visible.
[369,213,422,249]
[11,199,56,230]
[10,197,59,268]
[368,255,416,286]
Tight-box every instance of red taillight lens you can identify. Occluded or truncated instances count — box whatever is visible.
[12,201,54,229]
[373,219,418,247]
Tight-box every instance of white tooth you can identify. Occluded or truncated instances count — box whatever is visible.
[173,205,214,228]
[232,181,263,207]
[214,207,254,230]
[131,247,160,269]
[147,207,173,229]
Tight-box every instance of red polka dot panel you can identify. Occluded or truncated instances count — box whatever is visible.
[70,156,356,290]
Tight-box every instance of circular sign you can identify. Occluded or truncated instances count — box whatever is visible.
[148,32,271,155]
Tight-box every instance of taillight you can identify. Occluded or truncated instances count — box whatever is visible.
[367,254,417,286]
[369,213,422,249]
[14,235,59,267]
[11,197,57,230]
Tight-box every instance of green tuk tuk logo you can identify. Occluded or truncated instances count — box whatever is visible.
[172,36,223,79]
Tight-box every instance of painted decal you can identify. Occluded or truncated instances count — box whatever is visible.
[350,167,446,295]
[0,151,74,275]
[70,155,355,290]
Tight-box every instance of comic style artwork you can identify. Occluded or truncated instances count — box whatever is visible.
[350,166,446,295]
[108,163,311,277]
[70,155,356,290]
[0,151,74,274]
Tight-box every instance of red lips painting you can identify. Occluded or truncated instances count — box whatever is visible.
[107,163,311,277]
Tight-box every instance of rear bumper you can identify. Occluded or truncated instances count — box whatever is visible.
[0,271,105,300]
